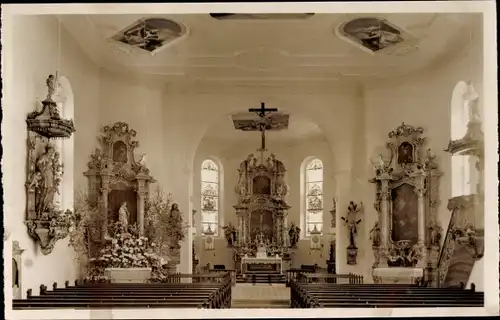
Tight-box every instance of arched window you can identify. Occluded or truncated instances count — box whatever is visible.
[450,81,476,196]
[201,159,220,236]
[303,158,324,237]
[54,76,75,211]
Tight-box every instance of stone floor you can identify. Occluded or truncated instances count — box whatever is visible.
[231,283,290,308]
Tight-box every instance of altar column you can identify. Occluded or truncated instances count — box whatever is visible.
[379,178,391,248]
[137,190,145,235]
[415,173,427,268]
[100,176,111,241]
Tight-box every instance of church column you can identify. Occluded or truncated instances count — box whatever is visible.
[137,189,145,235]
[415,174,427,268]
[379,179,391,248]
[100,177,110,241]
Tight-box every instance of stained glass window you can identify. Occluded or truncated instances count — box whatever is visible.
[201,159,219,235]
[305,158,323,236]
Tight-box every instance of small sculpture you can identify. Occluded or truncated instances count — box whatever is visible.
[428,222,442,246]
[138,153,147,166]
[341,201,363,248]
[222,222,237,247]
[369,222,381,246]
[288,222,300,247]
[46,74,57,102]
[118,202,129,229]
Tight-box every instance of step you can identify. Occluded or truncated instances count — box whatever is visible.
[232,299,289,309]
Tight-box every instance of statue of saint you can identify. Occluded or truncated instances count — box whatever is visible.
[35,145,58,216]
[369,222,381,246]
[118,202,129,229]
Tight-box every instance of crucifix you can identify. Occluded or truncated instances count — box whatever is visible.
[248,102,278,163]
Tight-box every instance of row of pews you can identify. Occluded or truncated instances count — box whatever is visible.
[13,272,232,310]
[290,273,484,308]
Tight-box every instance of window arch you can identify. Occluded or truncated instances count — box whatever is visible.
[450,81,477,196]
[54,76,75,211]
[201,159,221,236]
[301,157,324,237]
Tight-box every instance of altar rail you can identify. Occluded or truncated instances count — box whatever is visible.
[207,269,237,287]
[285,267,336,287]
[163,272,232,285]
[297,273,364,284]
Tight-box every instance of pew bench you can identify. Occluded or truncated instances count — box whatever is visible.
[290,277,484,308]
[14,273,233,310]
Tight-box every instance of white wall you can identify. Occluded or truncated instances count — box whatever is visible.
[98,70,167,188]
[3,15,101,298]
[360,17,483,283]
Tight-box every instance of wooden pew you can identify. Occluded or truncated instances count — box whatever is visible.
[13,272,233,310]
[289,274,484,308]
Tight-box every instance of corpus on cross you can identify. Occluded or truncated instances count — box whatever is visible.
[248,102,278,156]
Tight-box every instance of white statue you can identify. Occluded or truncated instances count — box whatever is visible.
[118,202,129,229]
[138,153,147,166]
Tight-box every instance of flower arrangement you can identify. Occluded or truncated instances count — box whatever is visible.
[90,222,161,269]
[385,240,423,267]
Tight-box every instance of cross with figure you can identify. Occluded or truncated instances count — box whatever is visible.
[248,102,278,160]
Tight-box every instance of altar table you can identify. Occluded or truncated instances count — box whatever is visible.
[241,257,283,275]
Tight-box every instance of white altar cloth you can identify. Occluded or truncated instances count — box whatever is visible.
[373,267,423,284]
[241,257,283,274]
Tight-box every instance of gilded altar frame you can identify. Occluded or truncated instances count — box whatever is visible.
[370,123,443,285]
[232,153,291,272]
[84,122,155,241]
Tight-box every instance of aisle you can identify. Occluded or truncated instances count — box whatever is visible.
[231,283,290,308]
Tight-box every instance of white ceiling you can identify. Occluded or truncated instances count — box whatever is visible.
[58,13,475,144]
[59,13,475,89]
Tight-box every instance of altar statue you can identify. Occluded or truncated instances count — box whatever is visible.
[118,202,130,229]
[35,145,59,216]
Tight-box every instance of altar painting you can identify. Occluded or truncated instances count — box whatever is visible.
[391,183,418,243]
[253,176,271,195]
[250,209,274,242]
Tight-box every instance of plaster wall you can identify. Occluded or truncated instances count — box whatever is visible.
[3,15,101,298]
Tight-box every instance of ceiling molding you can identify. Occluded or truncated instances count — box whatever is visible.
[164,79,363,95]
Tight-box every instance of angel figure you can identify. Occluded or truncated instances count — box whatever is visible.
[138,153,147,166]
[369,222,381,246]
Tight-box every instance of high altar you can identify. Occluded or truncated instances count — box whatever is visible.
[232,152,291,275]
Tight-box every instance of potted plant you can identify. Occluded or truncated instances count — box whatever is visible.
[67,190,106,282]
[144,187,189,271]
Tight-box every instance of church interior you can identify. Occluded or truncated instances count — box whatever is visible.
[2,9,495,312]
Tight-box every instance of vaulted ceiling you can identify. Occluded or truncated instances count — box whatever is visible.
[60,13,475,91]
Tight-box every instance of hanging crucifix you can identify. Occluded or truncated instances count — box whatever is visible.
[248,102,278,162]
